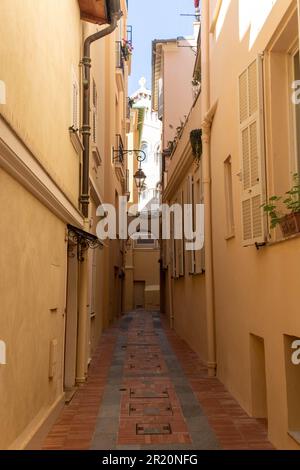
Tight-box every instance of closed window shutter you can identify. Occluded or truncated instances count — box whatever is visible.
[92,110,97,144]
[92,79,98,145]
[72,79,79,130]
[187,175,196,274]
[179,190,185,276]
[90,250,97,315]
[170,211,176,278]
[239,57,266,246]
[195,166,205,274]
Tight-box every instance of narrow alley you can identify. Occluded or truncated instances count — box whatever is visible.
[2,0,300,455]
[43,311,272,451]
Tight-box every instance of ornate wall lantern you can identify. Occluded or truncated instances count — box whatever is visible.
[190,129,203,162]
[133,150,147,190]
[134,167,147,190]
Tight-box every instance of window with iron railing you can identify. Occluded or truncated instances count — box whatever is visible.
[126,97,133,120]
[113,134,125,165]
[126,169,130,193]
[116,41,125,71]
[127,25,133,45]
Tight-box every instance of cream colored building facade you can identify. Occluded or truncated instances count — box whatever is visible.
[123,81,160,313]
[0,0,130,450]
[157,0,300,450]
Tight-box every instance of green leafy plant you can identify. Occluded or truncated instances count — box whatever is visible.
[261,195,282,229]
[283,173,300,213]
[261,173,300,229]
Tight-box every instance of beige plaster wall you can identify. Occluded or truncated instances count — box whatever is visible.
[0,169,67,449]
[0,0,82,207]
[209,0,300,449]
[133,248,160,310]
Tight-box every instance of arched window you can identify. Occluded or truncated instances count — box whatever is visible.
[141,141,149,163]
[154,143,161,164]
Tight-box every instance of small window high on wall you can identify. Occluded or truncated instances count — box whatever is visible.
[264,5,299,239]
[293,51,300,172]
[224,156,235,239]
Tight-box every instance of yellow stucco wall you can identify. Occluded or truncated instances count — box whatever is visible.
[0,0,130,449]
[208,0,300,449]
[0,169,67,449]
[133,248,160,310]
[0,0,82,207]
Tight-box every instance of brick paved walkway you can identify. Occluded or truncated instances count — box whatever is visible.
[43,311,273,450]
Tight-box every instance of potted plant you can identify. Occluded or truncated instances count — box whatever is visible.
[262,174,300,237]
[122,39,133,61]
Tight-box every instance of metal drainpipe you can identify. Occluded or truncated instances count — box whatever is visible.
[76,4,121,385]
[201,0,217,378]
[81,7,121,218]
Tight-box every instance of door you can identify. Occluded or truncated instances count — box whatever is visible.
[134,281,145,309]
[64,243,78,391]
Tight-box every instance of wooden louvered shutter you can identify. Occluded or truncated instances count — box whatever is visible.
[72,72,79,130]
[178,191,185,276]
[170,210,176,278]
[194,166,205,274]
[187,175,196,274]
[239,57,266,247]
[92,79,98,144]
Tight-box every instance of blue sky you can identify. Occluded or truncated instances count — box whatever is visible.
[128,0,196,95]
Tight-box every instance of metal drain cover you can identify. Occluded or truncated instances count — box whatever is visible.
[129,354,159,360]
[130,388,169,399]
[129,403,173,416]
[136,423,172,435]
[129,364,162,371]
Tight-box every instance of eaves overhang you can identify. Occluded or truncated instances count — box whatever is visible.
[78,0,121,25]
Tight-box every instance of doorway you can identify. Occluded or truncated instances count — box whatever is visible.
[250,334,268,425]
[64,243,78,393]
[134,281,145,309]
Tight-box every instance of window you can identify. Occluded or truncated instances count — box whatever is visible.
[293,51,300,172]
[284,335,300,443]
[136,238,155,247]
[186,175,196,274]
[158,77,164,120]
[170,209,177,278]
[224,156,235,239]
[194,167,205,274]
[72,70,80,131]
[174,193,184,278]
[92,78,98,145]
[141,142,149,163]
[264,6,299,239]
[239,57,266,247]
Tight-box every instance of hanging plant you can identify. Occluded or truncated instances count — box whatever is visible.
[190,129,203,162]
[122,39,134,61]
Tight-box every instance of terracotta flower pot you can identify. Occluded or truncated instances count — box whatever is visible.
[279,212,300,237]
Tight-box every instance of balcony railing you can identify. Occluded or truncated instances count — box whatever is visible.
[116,41,125,72]
[126,97,132,120]
[127,25,133,45]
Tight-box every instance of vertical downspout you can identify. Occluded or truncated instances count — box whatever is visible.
[298,1,300,54]
[80,16,120,217]
[201,0,217,378]
[76,9,121,385]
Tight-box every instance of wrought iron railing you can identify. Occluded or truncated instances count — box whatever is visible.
[127,25,133,45]
[113,134,124,164]
[126,97,132,120]
[116,41,125,72]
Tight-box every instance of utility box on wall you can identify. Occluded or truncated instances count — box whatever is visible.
[49,339,58,380]
[0,340,6,365]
